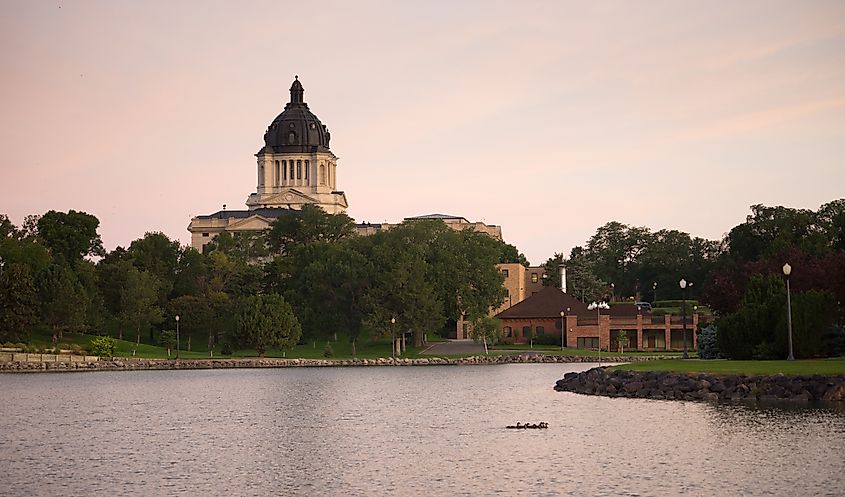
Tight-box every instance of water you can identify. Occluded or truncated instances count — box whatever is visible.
[1,364,844,496]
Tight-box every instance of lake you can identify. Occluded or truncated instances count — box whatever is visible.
[1,364,844,496]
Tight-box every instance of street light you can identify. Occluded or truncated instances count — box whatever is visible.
[175,315,180,359]
[783,263,795,360]
[390,317,396,359]
[610,283,615,302]
[653,282,657,303]
[587,301,610,366]
[559,310,566,351]
[679,279,689,359]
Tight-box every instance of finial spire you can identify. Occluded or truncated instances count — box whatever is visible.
[290,75,304,104]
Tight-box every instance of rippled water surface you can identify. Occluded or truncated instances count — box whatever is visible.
[2,364,844,496]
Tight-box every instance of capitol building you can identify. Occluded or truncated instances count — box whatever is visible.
[188,77,500,251]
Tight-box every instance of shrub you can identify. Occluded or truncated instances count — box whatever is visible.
[71,344,85,355]
[89,336,116,357]
[323,343,334,357]
[821,325,845,358]
[696,325,722,359]
[534,332,561,346]
[221,342,233,356]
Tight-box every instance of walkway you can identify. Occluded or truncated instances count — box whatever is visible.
[421,340,485,356]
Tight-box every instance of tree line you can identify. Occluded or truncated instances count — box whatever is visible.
[0,206,518,354]
[541,199,845,358]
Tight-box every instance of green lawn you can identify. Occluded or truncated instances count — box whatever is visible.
[25,328,433,360]
[611,358,845,376]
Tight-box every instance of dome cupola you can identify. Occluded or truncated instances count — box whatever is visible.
[261,76,331,154]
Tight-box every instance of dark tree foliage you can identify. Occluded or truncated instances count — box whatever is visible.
[0,263,38,342]
[716,275,787,360]
[233,293,301,356]
[266,204,355,254]
[37,210,105,264]
[696,325,721,359]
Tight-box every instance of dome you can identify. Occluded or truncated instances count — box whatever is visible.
[260,76,332,154]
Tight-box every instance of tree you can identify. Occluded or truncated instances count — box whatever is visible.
[119,268,163,343]
[716,275,787,360]
[266,204,355,254]
[470,316,500,354]
[233,294,301,356]
[38,263,88,338]
[616,330,629,354]
[127,232,181,299]
[0,263,38,342]
[167,295,214,352]
[159,329,177,357]
[696,325,721,359]
[36,210,104,264]
[499,243,529,267]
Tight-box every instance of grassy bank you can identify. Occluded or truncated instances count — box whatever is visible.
[611,358,845,376]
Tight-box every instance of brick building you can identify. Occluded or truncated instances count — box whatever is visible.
[495,286,699,352]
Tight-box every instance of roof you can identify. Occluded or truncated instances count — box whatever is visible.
[195,208,297,220]
[495,286,590,319]
[405,214,469,222]
[261,76,332,154]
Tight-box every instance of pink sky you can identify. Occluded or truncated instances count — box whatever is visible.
[2,1,844,264]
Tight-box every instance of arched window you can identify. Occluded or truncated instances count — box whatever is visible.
[288,132,296,144]
[536,326,545,335]
[503,326,512,337]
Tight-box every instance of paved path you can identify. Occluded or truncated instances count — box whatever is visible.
[421,340,485,355]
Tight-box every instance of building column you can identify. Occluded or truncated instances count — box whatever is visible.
[636,314,644,352]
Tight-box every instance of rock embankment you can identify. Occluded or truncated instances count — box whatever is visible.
[554,367,845,403]
[0,353,671,373]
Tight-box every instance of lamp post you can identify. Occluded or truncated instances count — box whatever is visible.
[783,263,795,361]
[610,283,615,302]
[653,282,657,303]
[560,311,565,351]
[587,301,610,366]
[390,317,396,359]
[175,315,180,360]
[679,279,688,359]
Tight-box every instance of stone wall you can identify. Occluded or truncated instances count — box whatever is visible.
[554,367,845,403]
[0,353,676,373]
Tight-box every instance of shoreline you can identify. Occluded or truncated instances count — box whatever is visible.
[0,353,670,373]
[554,367,845,403]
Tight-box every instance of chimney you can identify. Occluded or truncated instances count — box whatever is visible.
[559,264,567,293]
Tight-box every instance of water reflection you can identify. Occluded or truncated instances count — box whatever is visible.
[1,365,843,496]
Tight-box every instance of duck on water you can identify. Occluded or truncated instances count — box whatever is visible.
[506,422,548,429]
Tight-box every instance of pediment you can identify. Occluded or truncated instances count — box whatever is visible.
[260,189,319,206]
[227,216,273,231]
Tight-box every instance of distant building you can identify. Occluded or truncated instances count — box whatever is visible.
[356,214,502,240]
[495,287,700,352]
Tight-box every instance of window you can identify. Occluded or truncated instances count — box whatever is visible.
[502,269,509,277]
[503,326,512,337]
[202,232,209,237]
[283,160,287,180]
[536,326,545,335]
[275,160,280,185]
[288,132,296,144]
[320,164,326,185]
[522,326,531,337]
[531,273,539,283]
[296,160,302,179]
[304,160,309,181]
[289,161,294,180]
[577,337,599,349]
